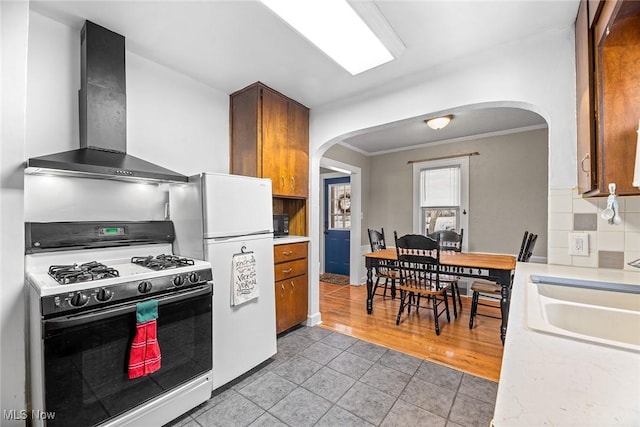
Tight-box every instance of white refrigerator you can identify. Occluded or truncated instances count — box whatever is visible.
[170,172,276,390]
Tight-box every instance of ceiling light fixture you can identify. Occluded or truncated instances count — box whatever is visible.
[425,115,453,130]
[259,0,395,75]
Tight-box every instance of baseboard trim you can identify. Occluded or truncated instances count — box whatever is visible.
[307,311,322,327]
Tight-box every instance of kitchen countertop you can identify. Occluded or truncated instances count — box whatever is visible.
[493,262,640,426]
[273,235,310,245]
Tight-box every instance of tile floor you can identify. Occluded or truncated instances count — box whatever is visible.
[165,326,498,427]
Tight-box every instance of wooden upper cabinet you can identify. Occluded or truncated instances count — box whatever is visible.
[575,0,640,196]
[286,101,310,198]
[230,82,310,198]
[261,87,290,195]
[575,0,596,194]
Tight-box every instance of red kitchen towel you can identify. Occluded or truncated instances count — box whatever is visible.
[128,300,161,379]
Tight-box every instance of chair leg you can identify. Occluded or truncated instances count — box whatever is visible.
[443,291,450,322]
[391,278,396,299]
[469,291,479,329]
[396,290,407,325]
[382,277,389,299]
[455,283,463,310]
[432,296,440,335]
[450,286,458,319]
[373,276,381,297]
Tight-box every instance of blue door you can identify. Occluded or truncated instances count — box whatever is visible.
[324,177,351,276]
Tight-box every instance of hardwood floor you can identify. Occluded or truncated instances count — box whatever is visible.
[318,281,504,382]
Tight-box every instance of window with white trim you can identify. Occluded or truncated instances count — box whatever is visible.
[420,166,460,234]
[413,157,469,249]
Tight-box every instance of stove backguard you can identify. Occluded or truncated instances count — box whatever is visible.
[25,221,175,254]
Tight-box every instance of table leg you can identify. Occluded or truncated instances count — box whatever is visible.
[366,265,373,314]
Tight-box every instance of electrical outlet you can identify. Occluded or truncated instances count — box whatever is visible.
[568,232,589,256]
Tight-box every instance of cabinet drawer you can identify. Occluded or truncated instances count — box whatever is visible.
[274,258,307,282]
[274,242,308,263]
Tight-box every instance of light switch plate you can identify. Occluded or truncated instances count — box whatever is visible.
[568,232,589,256]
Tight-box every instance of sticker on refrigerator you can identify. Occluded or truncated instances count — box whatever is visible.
[231,247,259,306]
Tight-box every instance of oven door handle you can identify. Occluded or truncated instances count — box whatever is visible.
[43,283,212,332]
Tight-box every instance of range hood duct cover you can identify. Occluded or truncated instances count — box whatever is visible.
[26,20,187,183]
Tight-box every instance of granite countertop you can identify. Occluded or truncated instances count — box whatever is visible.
[273,235,310,245]
[493,262,640,426]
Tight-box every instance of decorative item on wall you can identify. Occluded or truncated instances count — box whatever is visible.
[338,192,351,213]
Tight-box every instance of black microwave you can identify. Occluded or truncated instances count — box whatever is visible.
[273,214,289,237]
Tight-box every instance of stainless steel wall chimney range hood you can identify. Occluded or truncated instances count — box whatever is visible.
[25,21,188,183]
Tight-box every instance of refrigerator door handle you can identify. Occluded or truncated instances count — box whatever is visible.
[211,230,272,241]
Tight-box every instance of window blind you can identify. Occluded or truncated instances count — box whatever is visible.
[420,166,460,206]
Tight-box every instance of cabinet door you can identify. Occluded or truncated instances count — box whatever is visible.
[290,273,308,327]
[261,87,289,195]
[576,0,596,194]
[274,274,308,334]
[287,102,310,198]
[275,279,290,334]
[595,1,640,195]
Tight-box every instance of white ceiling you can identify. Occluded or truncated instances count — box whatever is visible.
[30,0,577,154]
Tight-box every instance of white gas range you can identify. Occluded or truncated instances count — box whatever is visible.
[25,221,213,427]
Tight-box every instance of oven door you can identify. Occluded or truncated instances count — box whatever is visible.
[41,284,212,427]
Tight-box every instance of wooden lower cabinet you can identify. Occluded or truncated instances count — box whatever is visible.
[274,242,308,334]
[275,274,308,334]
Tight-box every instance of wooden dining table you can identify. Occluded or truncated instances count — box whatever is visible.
[363,248,517,344]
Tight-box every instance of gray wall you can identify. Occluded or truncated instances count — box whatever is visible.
[326,128,548,258]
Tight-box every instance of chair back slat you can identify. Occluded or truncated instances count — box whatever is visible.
[523,233,537,262]
[428,229,463,252]
[368,228,387,252]
[517,231,530,262]
[394,232,445,292]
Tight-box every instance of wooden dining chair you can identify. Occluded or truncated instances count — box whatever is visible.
[468,231,537,329]
[428,229,464,318]
[394,232,451,335]
[367,228,398,299]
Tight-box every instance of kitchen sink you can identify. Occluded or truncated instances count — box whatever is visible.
[526,275,640,352]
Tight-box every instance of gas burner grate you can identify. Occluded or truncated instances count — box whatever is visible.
[48,261,120,285]
[131,254,195,271]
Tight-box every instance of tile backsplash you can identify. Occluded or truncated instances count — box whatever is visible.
[548,188,640,271]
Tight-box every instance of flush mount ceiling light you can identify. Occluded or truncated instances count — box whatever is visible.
[425,115,453,130]
[260,0,400,75]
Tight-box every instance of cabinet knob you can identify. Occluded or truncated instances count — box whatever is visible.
[281,176,286,188]
[282,251,293,256]
[282,268,293,274]
[291,176,295,189]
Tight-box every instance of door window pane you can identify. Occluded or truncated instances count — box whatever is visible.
[329,183,351,230]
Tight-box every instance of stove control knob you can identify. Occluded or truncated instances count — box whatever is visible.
[173,275,184,287]
[138,281,153,294]
[188,272,200,283]
[96,288,113,302]
[70,292,89,307]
